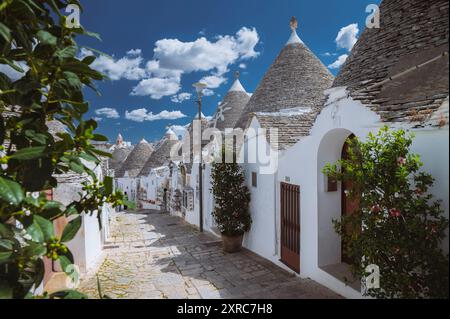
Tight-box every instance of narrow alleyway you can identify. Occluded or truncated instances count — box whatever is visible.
[79,210,341,299]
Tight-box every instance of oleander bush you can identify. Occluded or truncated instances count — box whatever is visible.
[324,127,449,299]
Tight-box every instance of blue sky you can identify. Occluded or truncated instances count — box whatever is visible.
[77,0,381,144]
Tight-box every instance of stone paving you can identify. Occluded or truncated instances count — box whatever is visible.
[79,210,341,299]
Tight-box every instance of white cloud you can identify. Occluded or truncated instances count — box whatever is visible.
[239,63,247,69]
[95,107,120,119]
[153,27,259,76]
[322,52,337,57]
[328,54,349,69]
[93,117,103,122]
[335,24,359,52]
[79,27,260,100]
[203,89,215,96]
[127,49,142,56]
[131,77,181,99]
[168,124,189,139]
[171,92,192,103]
[80,48,146,81]
[200,75,227,89]
[125,108,187,122]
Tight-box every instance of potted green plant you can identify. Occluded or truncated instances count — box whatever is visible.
[211,150,251,253]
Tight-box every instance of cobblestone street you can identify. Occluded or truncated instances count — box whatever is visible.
[79,210,341,299]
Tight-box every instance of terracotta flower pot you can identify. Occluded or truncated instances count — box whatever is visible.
[221,234,244,253]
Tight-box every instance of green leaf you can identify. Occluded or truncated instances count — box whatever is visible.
[0,251,12,263]
[0,115,4,145]
[104,176,113,196]
[92,134,108,142]
[49,290,88,299]
[82,55,96,65]
[23,242,46,258]
[0,22,10,42]
[55,46,77,59]
[10,146,46,160]
[27,215,54,242]
[0,283,13,299]
[69,160,85,174]
[0,177,24,206]
[59,255,72,273]
[79,152,99,163]
[61,216,82,243]
[36,30,57,46]
[0,224,13,237]
[0,58,24,73]
[0,239,13,251]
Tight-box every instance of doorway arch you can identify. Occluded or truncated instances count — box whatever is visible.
[317,128,355,268]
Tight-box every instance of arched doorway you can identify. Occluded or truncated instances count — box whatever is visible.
[340,134,359,265]
[317,128,354,268]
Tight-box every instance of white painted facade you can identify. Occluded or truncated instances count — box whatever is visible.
[139,167,170,210]
[53,163,112,274]
[273,88,449,298]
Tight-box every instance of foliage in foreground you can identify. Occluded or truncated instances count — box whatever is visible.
[324,127,449,299]
[0,0,126,299]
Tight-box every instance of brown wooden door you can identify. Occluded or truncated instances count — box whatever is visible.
[341,135,359,265]
[280,182,300,273]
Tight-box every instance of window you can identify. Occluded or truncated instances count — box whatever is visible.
[326,175,338,192]
[252,172,257,188]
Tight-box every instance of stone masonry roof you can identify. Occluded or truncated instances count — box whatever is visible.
[139,135,181,177]
[212,78,251,131]
[116,139,154,178]
[235,28,334,129]
[333,0,449,125]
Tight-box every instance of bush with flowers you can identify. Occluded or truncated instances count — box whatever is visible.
[323,127,449,299]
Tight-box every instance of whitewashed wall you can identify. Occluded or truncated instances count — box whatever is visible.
[239,118,280,264]
[277,87,449,298]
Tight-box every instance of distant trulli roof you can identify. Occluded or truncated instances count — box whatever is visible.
[235,17,334,129]
[115,139,154,178]
[333,0,449,125]
[139,131,181,177]
[212,73,251,131]
[109,147,132,170]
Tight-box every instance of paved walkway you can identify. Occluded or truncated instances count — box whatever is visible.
[79,210,341,299]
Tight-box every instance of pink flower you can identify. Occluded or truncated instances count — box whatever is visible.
[415,188,424,195]
[371,204,381,214]
[389,208,402,218]
[397,157,407,166]
[430,224,438,234]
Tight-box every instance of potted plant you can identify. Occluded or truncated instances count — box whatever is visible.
[211,150,252,253]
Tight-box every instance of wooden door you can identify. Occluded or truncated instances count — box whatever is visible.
[280,182,300,273]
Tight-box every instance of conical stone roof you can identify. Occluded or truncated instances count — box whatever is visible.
[235,22,334,129]
[109,147,132,170]
[212,75,251,131]
[115,139,154,178]
[333,0,449,124]
[139,132,181,177]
